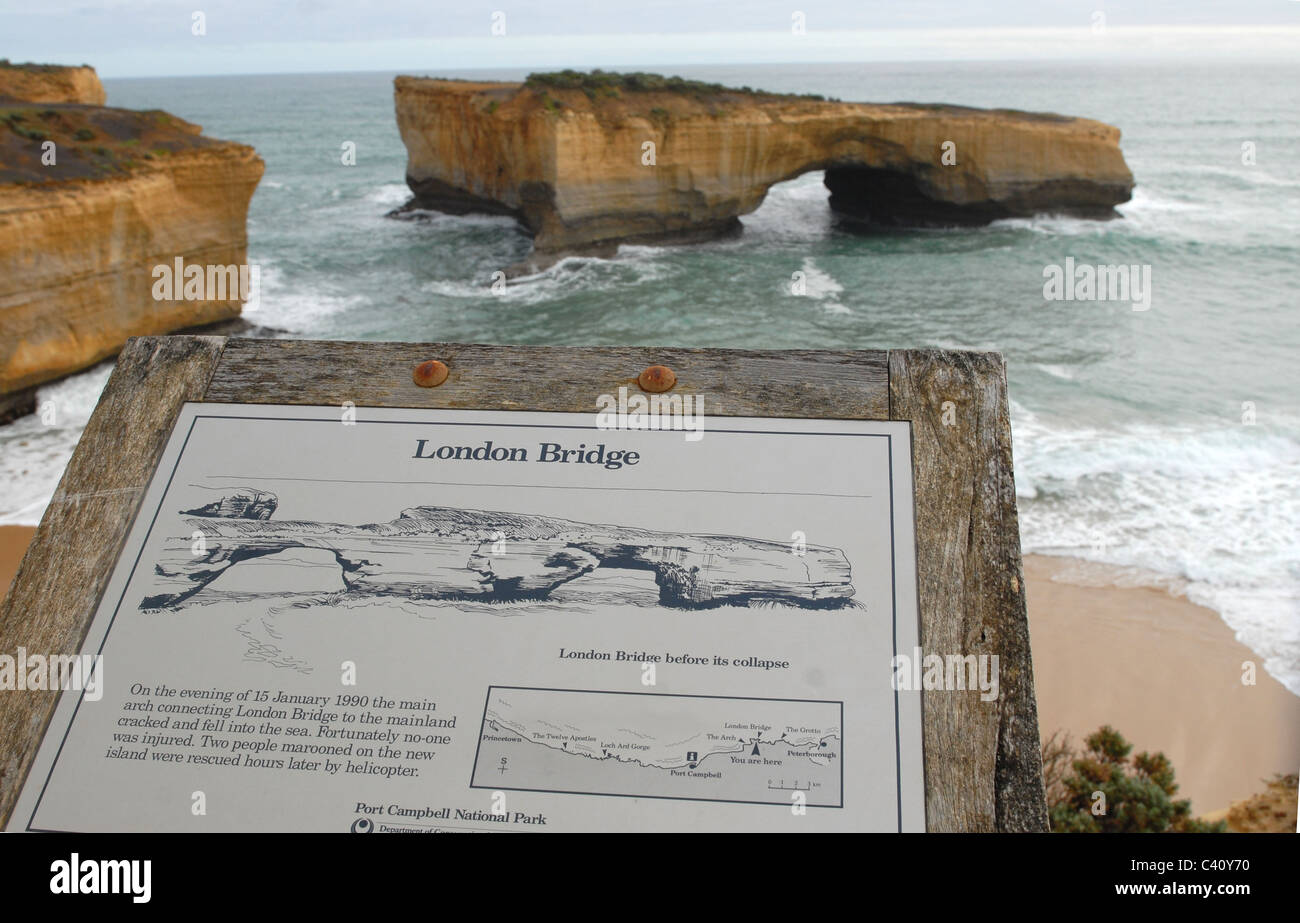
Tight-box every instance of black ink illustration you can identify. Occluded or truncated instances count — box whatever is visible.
[180,487,278,520]
[144,489,857,612]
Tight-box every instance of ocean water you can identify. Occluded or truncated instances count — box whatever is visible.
[2,61,1297,691]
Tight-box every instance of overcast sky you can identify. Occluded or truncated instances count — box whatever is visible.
[3,1,1297,77]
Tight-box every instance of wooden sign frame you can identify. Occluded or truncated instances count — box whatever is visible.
[0,336,1048,832]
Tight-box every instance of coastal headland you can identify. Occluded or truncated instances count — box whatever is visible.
[0,62,263,405]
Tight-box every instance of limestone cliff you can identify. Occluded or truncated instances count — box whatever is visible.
[0,61,106,105]
[0,100,263,395]
[394,74,1134,258]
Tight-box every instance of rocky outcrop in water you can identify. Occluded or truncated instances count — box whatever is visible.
[394,73,1134,262]
[0,64,263,398]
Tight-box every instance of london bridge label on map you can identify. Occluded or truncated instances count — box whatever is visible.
[9,404,923,832]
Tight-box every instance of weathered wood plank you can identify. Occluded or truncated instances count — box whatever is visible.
[0,335,227,828]
[889,348,1048,832]
[203,339,891,420]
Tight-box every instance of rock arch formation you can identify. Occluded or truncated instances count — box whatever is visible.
[393,77,1134,262]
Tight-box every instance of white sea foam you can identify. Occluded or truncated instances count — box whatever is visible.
[793,256,850,313]
[985,188,1210,239]
[0,363,115,525]
[1034,363,1077,381]
[392,209,520,230]
[1012,402,1300,693]
[422,248,677,306]
[1117,188,1206,215]
[366,182,412,207]
[986,187,1249,248]
[1113,188,1231,241]
[242,260,369,332]
[741,172,834,242]
[989,213,1117,237]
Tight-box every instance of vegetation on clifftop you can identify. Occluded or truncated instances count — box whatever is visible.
[0,104,220,185]
[525,69,834,102]
[0,59,94,72]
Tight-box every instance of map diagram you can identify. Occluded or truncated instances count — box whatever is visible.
[470,687,843,807]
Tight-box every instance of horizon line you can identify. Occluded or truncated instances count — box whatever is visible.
[93,54,1296,84]
[12,24,1300,80]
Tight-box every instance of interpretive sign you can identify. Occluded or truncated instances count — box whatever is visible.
[0,339,1048,831]
[9,403,924,831]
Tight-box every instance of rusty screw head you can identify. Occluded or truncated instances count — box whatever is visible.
[637,364,676,393]
[412,359,449,388]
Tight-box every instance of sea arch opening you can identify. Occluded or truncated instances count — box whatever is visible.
[744,160,1001,232]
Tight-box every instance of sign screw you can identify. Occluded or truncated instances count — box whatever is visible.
[413,359,449,388]
[637,364,676,393]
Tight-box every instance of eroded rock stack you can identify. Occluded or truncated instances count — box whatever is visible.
[394,73,1134,263]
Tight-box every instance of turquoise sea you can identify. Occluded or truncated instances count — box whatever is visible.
[2,61,1297,690]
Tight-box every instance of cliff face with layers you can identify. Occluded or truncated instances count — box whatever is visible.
[0,66,263,396]
[394,75,1134,260]
[0,62,106,105]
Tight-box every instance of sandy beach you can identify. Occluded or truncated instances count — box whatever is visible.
[0,523,1294,816]
[1025,554,1300,815]
[0,524,33,600]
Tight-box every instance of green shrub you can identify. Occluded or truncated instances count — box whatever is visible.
[1044,726,1226,833]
